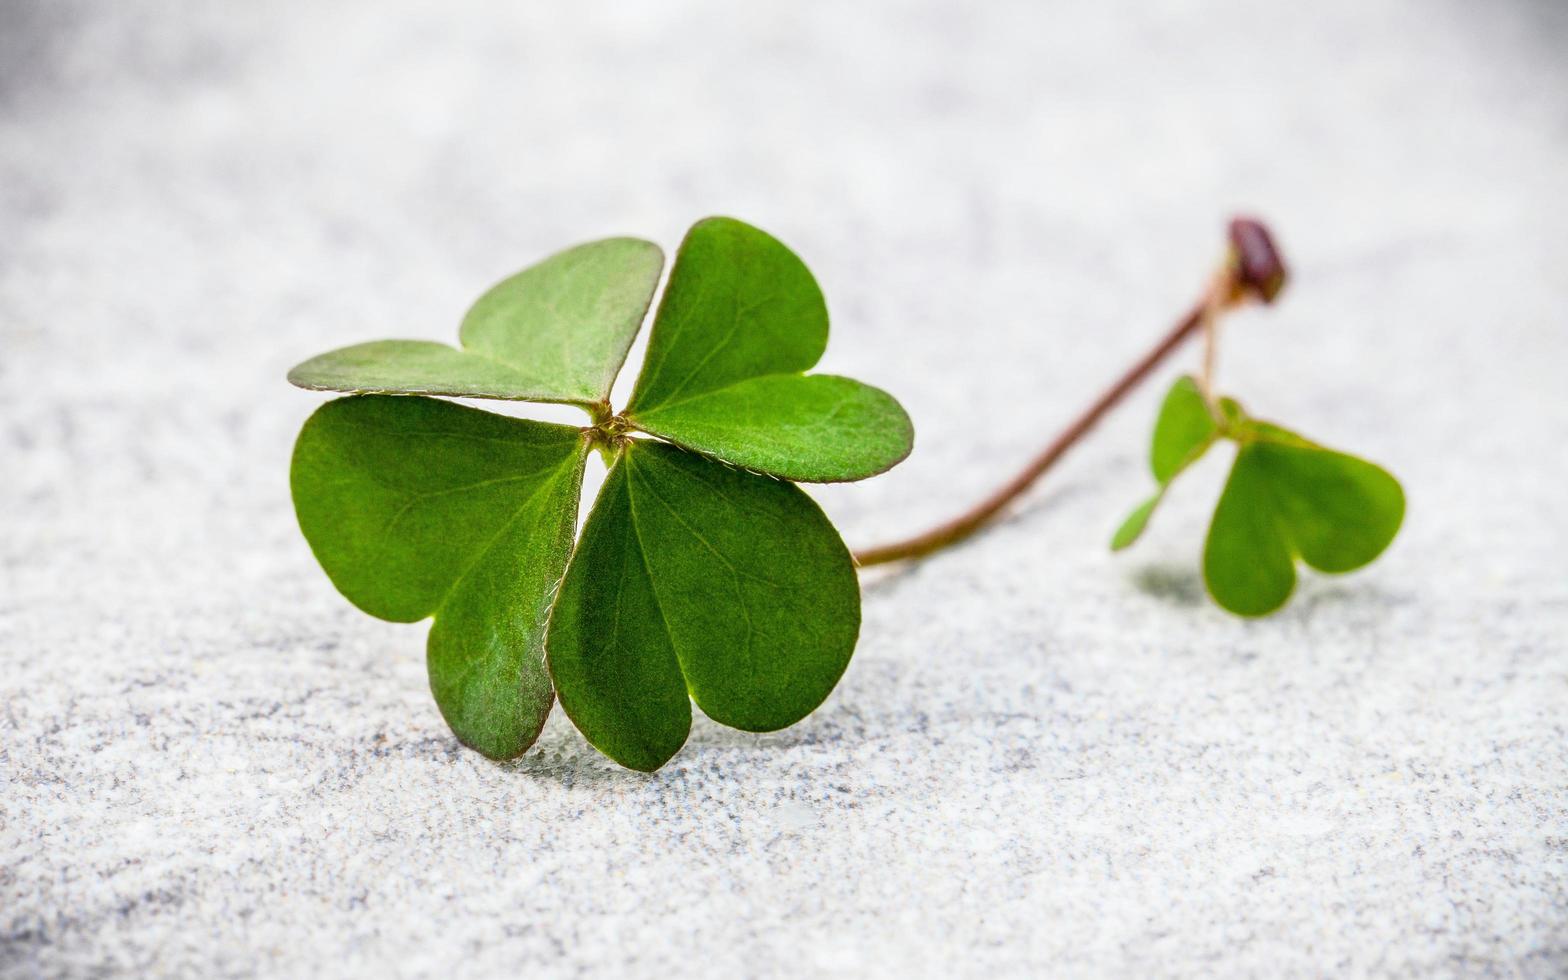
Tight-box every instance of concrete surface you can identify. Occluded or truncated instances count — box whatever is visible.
[2,1,1566,976]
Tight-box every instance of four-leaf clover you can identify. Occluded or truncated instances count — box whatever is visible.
[289,217,913,770]
[1113,376,1404,616]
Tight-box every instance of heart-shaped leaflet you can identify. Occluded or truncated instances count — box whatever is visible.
[1113,376,1404,616]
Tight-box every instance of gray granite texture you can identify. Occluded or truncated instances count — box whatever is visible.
[3,1,1566,977]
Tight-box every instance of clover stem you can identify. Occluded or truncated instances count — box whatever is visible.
[584,412,633,466]
[1195,268,1233,423]
[852,215,1287,569]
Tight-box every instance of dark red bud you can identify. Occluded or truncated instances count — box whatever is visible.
[1227,217,1286,303]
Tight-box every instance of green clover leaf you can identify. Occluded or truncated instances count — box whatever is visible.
[291,397,587,759]
[546,440,858,771]
[1111,376,1220,550]
[289,217,912,768]
[289,238,664,406]
[1113,375,1404,617]
[623,217,912,482]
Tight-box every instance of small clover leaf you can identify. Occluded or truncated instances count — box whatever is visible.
[289,217,912,768]
[1110,376,1221,550]
[1114,375,1405,617]
[1205,431,1405,615]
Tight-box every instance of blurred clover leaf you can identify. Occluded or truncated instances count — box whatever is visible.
[289,217,912,770]
[1113,375,1404,616]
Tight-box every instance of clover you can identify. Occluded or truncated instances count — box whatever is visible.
[290,213,1405,771]
[288,217,912,770]
[853,216,1405,618]
[1110,376,1405,616]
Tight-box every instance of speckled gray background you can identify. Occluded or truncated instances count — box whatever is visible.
[3,1,1566,977]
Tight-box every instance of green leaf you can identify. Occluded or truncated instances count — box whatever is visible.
[536,453,690,772]
[1233,416,1320,450]
[1204,437,1404,616]
[1151,376,1220,482]
[626,218,827,414]
[628,374,913,482]
[1111,493,1160,551]
[1110,375,1221,549]
[1242,439,1406,574]
[290,396,587,759]
[288,238,663,406]
[547,439,860,771]
[461,237,664,403]
[288,340,568,403]
[1202,444,1298,616]
[619,217,908,481]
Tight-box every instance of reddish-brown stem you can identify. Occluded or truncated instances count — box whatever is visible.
[853,274,1236,568]
[854,217,1286,568]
